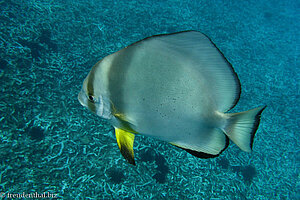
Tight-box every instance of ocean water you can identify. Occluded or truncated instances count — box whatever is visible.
[0,0,299,199]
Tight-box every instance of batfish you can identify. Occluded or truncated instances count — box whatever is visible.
[78,31,266,165]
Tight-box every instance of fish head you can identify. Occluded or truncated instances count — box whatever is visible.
[78,68,113,120]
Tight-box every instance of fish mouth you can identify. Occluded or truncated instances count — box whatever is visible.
[78,90,87,107]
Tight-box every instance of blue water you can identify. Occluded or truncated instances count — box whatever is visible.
[0,0,299,199]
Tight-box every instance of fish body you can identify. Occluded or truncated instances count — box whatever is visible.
[79,31,265,165]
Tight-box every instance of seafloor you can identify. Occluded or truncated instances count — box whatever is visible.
[0,0,299,199]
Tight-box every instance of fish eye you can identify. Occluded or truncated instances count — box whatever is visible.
[88,95,96,103]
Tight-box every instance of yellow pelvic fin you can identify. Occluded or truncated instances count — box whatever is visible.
[115,127,136,165]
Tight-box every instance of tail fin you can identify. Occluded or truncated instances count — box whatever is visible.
[223,106,266,152]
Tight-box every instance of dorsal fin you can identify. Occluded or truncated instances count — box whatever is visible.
[130,31,241,112]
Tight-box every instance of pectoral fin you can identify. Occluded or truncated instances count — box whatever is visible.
[115,127,136,165]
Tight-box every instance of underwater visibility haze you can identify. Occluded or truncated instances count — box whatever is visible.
[0,0,299,199]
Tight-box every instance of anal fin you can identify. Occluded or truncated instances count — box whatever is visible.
[115,127,136,165]
[170,128,229,159]
[173,137,229,159]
